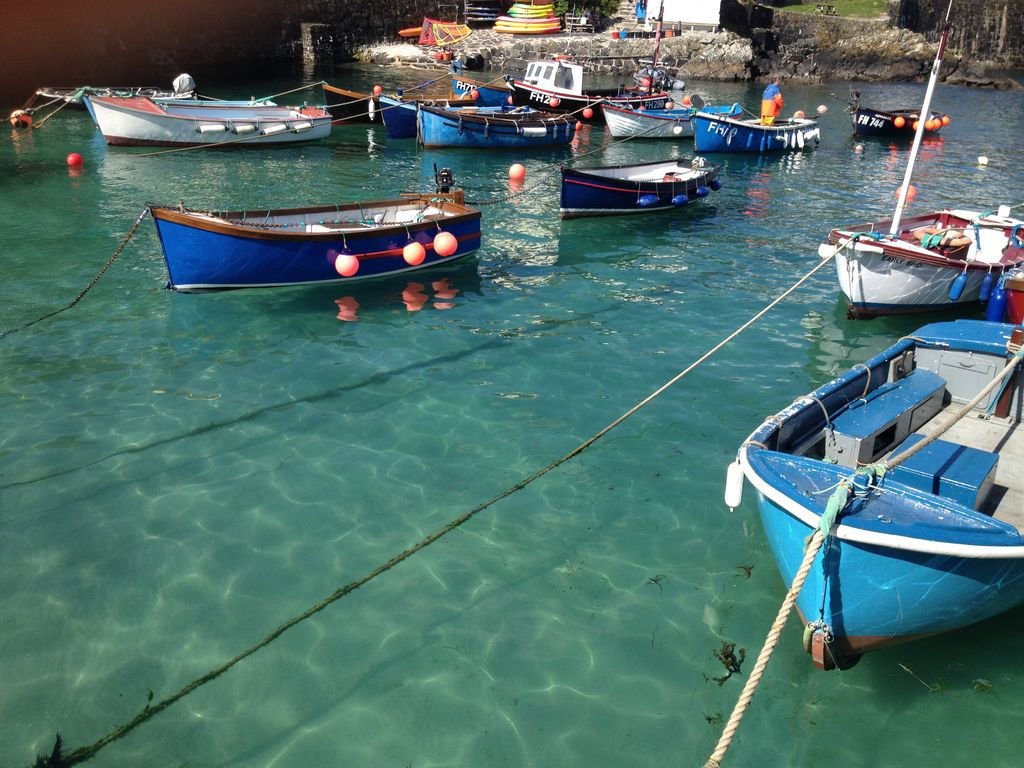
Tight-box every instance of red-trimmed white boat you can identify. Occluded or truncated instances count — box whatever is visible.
[819,0,1024,318]
[84,96,332,147]
[821,208,1024,318]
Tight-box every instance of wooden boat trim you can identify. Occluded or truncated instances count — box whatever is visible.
[149,195,480,243]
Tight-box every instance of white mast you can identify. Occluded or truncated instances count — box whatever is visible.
[890,0,954,235]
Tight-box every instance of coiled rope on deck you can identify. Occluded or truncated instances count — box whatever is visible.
[28,227,839,768]
[703,334,1024,768]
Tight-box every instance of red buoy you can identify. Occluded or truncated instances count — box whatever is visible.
[582,107,594,119]
[470,89,480,100]
[508,163,526,181]
[893,116,906,128]
[335,251,359,276]
[433,231,458,257]
[403,241,426,265]
[66,152,84,167]
[372,84,383,96]
[548,97,560,108]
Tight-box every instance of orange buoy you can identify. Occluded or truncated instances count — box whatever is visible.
[548,97,560,108]
[682,95,692,107]
[335,251,359,276]
[793,110,805,119]
[509,163,526,181]
[941,114,950,126]
[372,84,383,96]
[893,116,906,128]
[664,100,674,110]
[66,152,84,167]
[507,95,514,105]
[470,89,480,100]
[582,107,594,119]
[895,184,918,201]
[403,241,426,265]
[433,231,458,257]
[912,120,920,131]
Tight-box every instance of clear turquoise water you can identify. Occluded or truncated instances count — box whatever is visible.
[2,66,1023,767]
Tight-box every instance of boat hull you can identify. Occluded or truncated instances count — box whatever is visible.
[86,96,332,147]
[417,104,575,148]
[508,80,669,121]
[756,484,1024,662]
[450,76,512,108]
[825,209,1024,318]
[150,197,482,291]
[601,102,742,139]
[322,83,379,124]
[378,96,477,139]
[851,106,946,137]
[693,112,820,153]
[559,158,720,218]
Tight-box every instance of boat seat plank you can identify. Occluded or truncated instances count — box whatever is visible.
[825,368,946,466]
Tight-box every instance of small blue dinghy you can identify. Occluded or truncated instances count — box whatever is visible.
[417,103,576,149]
[729,320,1024,669]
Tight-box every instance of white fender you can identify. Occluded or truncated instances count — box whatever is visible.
[724,458,744,511]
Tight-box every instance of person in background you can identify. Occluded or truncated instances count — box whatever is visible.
[635,0,647,24]
[760,75,783,125]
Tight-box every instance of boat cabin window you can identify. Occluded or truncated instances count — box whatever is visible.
[542,65,554,81]
[558,67,575,90]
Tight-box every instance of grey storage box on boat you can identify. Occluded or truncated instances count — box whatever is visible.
[825,368,946,467]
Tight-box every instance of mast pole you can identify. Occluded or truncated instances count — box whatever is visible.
[648,2,665,94]
[890,0,954,235]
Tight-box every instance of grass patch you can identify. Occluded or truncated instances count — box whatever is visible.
[775,0,888,18]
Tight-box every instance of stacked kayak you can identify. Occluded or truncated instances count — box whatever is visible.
[494,2,561,34]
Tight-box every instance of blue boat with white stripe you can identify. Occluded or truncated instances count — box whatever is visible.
[728,319,1024,670]
[378,94,475,139]
[693,111,820,153]
[417,103,576,149]
[560,157,720,219]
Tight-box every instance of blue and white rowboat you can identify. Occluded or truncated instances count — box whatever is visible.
[149,190,482,291]
[731,319,1024,669]
[560,157,720,219]
[417,103,576,149]
[693,112,820,153]
[601,101,742,139]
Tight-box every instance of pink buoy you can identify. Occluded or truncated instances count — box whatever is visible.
[508,163,526,181]
[854,143,864,154]
[403,241,426,265]
[66,152,84,167]
[640,77,651,88]
[335,251,359,276]
[507,95,514,105]
[433,231,458,257]
[793,110,805,119]
[816,104,828,114]
[663,100,674,110]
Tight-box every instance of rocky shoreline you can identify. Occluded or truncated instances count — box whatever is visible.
[356,20,1021,90]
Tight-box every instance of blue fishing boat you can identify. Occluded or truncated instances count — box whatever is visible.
[417,103,575,149]
[730,319,1024,670]
[378,94,476,139]
[449,72,511,108]
[149,173,482,291]
[693,112,820,153]
[559,157,720,219]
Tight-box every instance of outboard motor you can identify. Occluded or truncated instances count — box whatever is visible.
[434,165,454,194]
[632,64,684,92]
[172,73,196,98]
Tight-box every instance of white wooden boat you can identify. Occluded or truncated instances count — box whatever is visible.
[85,96,332,147]
[601,100,741,139]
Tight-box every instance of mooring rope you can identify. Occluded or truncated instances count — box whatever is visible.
[0,207,150,341]
[704,332,1024,768]
[27,223,838,768]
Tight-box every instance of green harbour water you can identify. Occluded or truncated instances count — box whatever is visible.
[2,65,1024,767]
